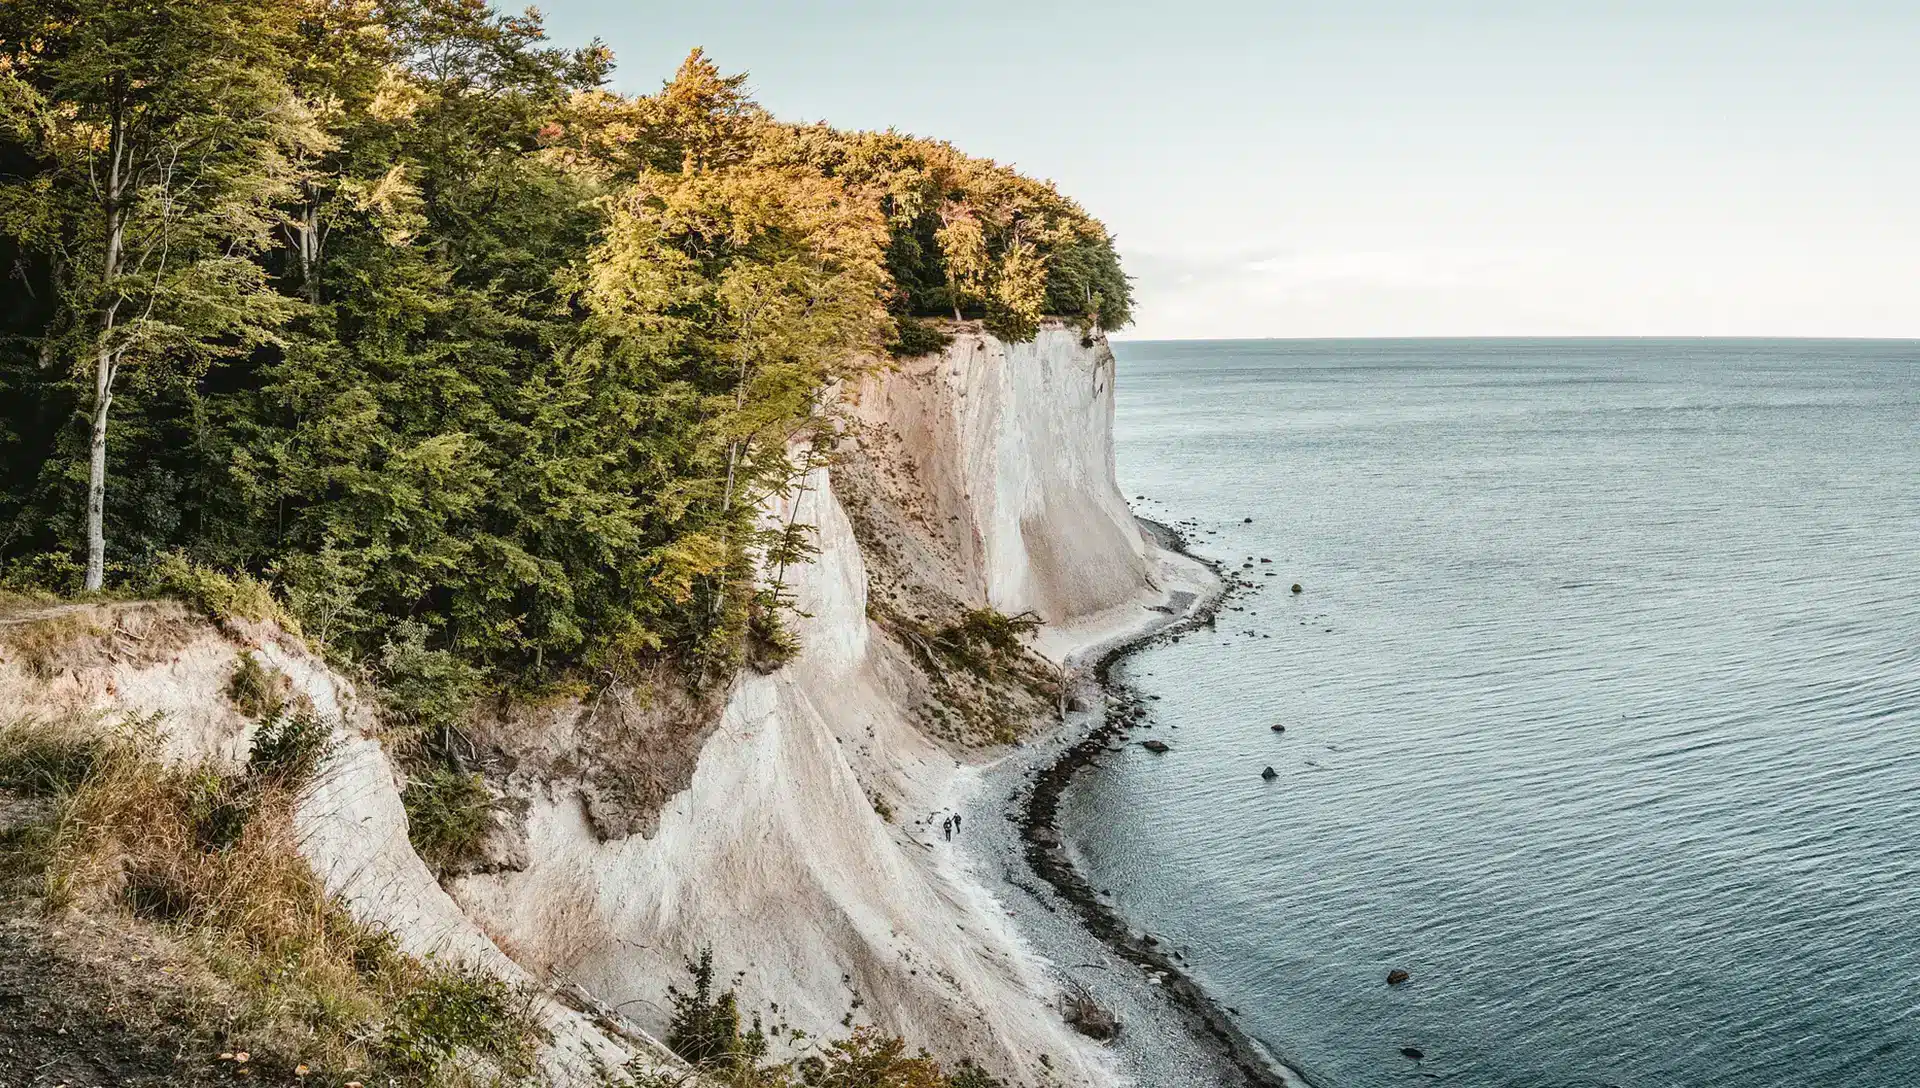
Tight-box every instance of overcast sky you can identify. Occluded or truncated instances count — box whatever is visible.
[538,1,1919,340]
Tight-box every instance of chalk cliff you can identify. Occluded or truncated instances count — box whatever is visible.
[0,322,1200,1086]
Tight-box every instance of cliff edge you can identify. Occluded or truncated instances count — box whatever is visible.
[0,322,1200,1087]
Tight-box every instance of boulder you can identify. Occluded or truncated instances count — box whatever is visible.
[1062,984,1120,1041]
[1270,724,1286,733]
[1290,583,1303,594]
[1386,969,1411,986]
[1401,1047,1425,1061]
[1260,766,1278,781]
[1140,740,1170,754]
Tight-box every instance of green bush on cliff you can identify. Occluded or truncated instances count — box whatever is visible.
[657,950,1007,1088]
[401,764,496,876]
[887,317,957,358]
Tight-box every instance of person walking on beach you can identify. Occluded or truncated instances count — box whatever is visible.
[942,816,953,841]
[953,813,962,835]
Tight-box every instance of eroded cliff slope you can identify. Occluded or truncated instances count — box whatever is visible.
[1,323,1187,1087]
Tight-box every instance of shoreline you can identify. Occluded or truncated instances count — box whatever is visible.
[961,517,1313,1088]
[1020,519,1307,1088]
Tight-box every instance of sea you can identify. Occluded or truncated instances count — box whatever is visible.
[1068,338,1920,1087]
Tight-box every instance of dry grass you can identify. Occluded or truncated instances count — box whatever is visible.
[228,652,294,719]
[0,610,109,679]
[1,714,542,1085]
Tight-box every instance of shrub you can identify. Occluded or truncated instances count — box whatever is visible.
[942,610,1039,658]
[182,766,255,854]
[929,609,1042,678]
[650,953,1011,1088]
[379,620,482,738]
[247,710,336,791]
[378,964,543,1080]
[145,552,294,630]
[944,1062,1006,1088]
[667,947,767,1071]
[0,552,93,598]
[746,594,801,675]
[797,1027,944,1087]
[886,317,953,359]
[226,653,287,719]
[401,764,495,874]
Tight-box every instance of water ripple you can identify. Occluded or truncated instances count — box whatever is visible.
[1071,339,1920,1088]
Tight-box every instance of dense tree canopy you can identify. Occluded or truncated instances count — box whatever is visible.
[0,1,1132,692]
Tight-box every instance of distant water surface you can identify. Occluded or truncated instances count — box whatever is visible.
[1071,339,1920,1087]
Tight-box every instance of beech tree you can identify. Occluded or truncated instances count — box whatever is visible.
[935,199,988,320]
[3,0,317,588]
[581,101,893,673]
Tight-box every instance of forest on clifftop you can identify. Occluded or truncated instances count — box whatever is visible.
[0,0,1131,696]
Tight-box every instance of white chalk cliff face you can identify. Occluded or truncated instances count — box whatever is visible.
[844,323,1150,623]
[453,322,1154,1084]
[3,322,1177,1086]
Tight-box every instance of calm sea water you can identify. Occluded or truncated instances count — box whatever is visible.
[1070,339,1920,1088]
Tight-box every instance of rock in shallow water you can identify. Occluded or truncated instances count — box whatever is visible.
[1141,739,1170,754]
[1387,969,1411,986]
[1261,766,1278,781]
[1401,1046,1425,1060]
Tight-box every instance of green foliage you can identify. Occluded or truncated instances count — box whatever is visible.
[246,709,334,790]
[377,620,482,738]
[145,552,293,629]
[941,1063,1006,1088]
[667,946,768,1071]
[180,765,255,854]
[797,1028,949,1087]
[0,5,1129,704]
[936,609,1041,671]
[401,764,495,874]
[885,317,954,358]
[378,964,542,1081]
[655,951,1007,1088]
[745,589,801,674]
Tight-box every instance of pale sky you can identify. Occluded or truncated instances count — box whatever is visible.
[539,1,1919,340]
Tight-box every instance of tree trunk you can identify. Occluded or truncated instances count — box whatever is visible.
[86,97,128,593]
[296,193,321,304]
[84,346,113,591]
